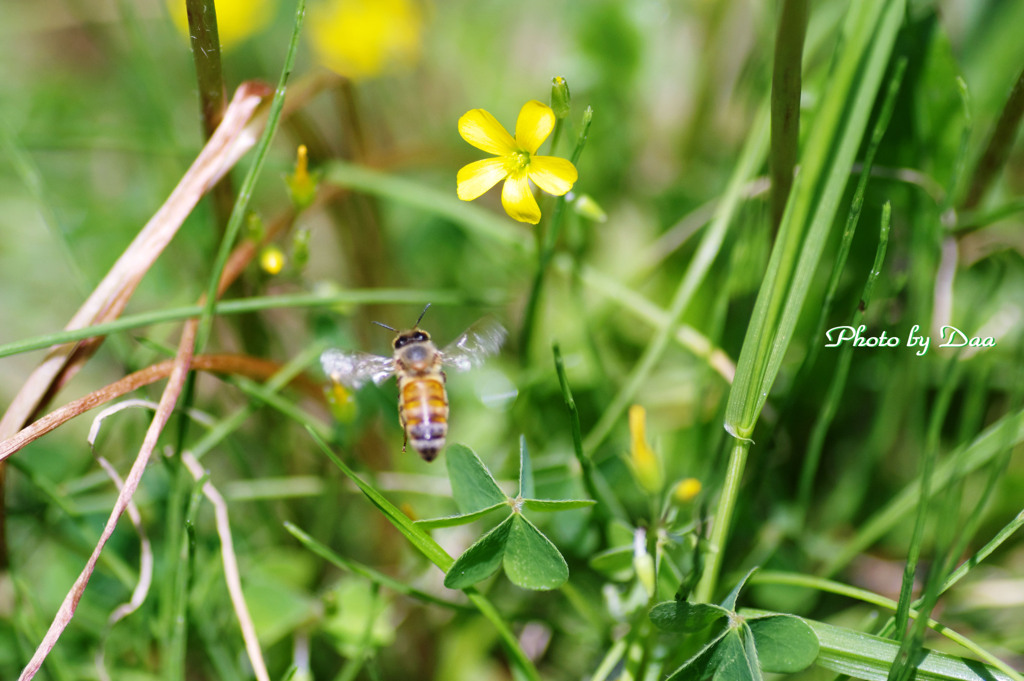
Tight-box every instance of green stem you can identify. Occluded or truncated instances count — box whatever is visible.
[695,439,750,603]
[961,65,1024,210]
[184,0,234,228]
[0,289,471,360]
[195,0,304,354]
[518,108,592,363]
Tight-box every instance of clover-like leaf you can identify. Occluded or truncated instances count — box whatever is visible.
[650,600,730,633]
[664,627,729,681]
[443,514,514,590]
[414,502,506,529]
[721,567,759,612]
[503,514,569,590]
[446,444,507,514]
[747,614,819,673]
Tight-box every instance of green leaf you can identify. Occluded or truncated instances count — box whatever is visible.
[747,615,819,673]
[443,515,515,590]
[518,435,535,499]
[665,633,725,681]
[414,502,507,529]
[721,567,759,611]
[666,623,763,681]
[503,515,569,590]
[522,498,596,512]
[650,600,729,633]
[446,444,507,514]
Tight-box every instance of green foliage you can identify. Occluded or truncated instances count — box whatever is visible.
[651,570,819,681]
[419,441,592,590]
[2,0,1024,679]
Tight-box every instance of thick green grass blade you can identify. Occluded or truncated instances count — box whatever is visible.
[806,619,1016,681]
[725,0,906,438]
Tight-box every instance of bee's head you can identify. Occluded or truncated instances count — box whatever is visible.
[374,303,433,350]
[393,329,431,349]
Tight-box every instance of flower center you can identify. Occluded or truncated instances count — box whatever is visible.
[506,149,531,175]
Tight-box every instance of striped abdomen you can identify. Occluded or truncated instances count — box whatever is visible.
[398,375,449,461]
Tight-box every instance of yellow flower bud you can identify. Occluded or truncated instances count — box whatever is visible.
[673,478,702,504]
[551,76,571,119]
[284,145,318,211]
[629,405,663,494]
[259,245,285,275]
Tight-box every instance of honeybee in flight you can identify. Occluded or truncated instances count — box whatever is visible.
[321,305,506,461]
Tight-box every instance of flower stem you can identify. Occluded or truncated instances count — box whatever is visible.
[518,108,592,363]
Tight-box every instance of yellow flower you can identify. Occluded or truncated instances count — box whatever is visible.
[167,0,274,50]
[457,101,578,225]
[309,0,422,80]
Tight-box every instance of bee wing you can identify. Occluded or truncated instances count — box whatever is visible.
[320,348,395,389]
[441,317,507,372]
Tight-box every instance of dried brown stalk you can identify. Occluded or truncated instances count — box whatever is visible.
[0,354,319,463]
[18,322,198,681]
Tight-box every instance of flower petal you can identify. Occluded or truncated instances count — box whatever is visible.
[515,100,555,153]
[458,109,517,155]
[501,174,541,224]
[528,156,578,196]
[457,158,508,201]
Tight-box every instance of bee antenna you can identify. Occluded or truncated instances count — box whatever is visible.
[372,320,397,332]
[414,303,431,328]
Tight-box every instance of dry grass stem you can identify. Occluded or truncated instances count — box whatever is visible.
[181,450,271,681]
[93,446,154,681]
[18,320,197,680]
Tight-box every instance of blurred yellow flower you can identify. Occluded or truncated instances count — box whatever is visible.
[628,405,663,493]
[167,0,275,50]
[457,100,578,224]
[310,0,423,80]
[259,245,286,275]
[673,477,702,504]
